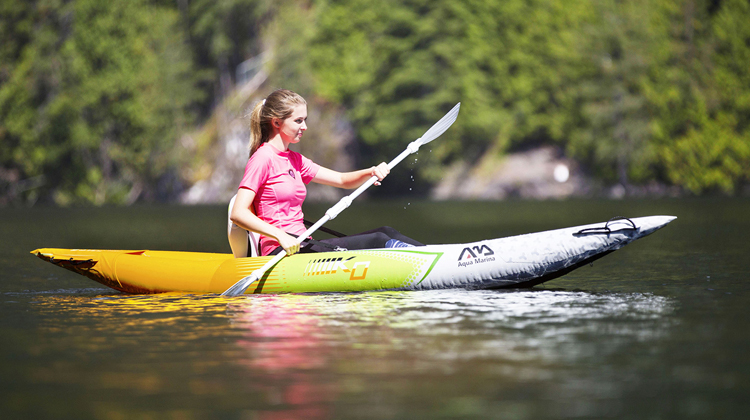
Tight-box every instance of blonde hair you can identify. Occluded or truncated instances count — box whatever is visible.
[248,89,307,156]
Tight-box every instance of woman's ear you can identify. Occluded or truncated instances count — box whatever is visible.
[272,118,281,128]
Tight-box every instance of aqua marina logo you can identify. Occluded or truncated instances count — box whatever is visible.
[457,245,496,267]
[458,245,494,260]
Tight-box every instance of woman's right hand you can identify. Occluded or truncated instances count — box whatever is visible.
[276,232,301,255]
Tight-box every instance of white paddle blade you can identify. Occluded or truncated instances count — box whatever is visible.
[221,274,257,296]
[416,102,460,146]
[222,247,288,296]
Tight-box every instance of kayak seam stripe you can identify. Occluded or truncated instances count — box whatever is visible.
[402,251,443,287]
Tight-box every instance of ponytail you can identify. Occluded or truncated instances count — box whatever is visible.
[248,100,266,156]
[247,89,307,156]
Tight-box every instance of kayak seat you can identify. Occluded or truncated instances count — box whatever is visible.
[228,194,259,258]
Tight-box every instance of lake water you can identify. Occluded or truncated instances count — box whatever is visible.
[1,198,748,419]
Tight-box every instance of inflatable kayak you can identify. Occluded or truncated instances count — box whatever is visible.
[31,215,675,295]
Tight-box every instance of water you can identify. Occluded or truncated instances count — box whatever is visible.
[1,199,748,419]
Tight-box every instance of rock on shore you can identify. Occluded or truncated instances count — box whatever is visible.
[432,146,588,200]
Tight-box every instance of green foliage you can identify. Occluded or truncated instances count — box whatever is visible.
[662,110,750,193]
[301,0,750,194]
[3,0,750,205]
[1,0,199,205]
[566,0,665,185]
[262,0,318,96]
[306,0,591,184]
[647,0,750,193]
[186,0,269,106]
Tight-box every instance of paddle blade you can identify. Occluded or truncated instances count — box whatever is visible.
[221,249,286,296]
[221,274,257,296]
[416,102,461,146]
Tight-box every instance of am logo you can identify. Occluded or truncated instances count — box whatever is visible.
[458,245,494,260]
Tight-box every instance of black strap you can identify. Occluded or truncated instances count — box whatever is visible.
[574,216,637,236]
[287,232,347,251]
[50,257,94,266]
[303,219,347,238]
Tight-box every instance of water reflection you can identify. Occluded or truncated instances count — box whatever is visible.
[225,289,677,417]
[22,291,235,403]
[18,287,678,419]
[230,296,336,419]
[30,291,229,333]
[228,289,676,363]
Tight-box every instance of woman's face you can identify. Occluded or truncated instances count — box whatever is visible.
[276,104,307,145]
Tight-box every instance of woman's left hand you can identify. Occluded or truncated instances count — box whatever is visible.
[372,162,390,186]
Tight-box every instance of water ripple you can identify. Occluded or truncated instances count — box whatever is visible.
[225,289,677,370]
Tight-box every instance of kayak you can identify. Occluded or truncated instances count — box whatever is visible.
[31,215,675,295]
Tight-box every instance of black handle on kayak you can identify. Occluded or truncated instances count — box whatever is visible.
[573,216,637,236]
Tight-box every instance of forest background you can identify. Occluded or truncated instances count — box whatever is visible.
[1,0,749,206]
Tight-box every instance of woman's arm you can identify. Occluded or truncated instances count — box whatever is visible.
[312,162,390,189]
[229,188,301,255]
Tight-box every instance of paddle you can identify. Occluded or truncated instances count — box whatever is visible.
[221,102,461,296]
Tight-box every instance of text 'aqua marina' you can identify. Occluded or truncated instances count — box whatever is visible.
[457,245,495,268]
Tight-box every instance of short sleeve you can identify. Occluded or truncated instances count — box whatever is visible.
[296,153,320,184]
[239,153,270,193]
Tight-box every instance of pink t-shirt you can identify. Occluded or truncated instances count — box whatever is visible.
[239,143,320,255]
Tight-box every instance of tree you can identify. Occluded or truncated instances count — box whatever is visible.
[184,0,270,108]
[565,0,667,187]
[650,0,750,193]
[0,0,200,205]
[305,0,590,192]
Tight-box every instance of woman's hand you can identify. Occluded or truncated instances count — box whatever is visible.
[371,162,390,186]
[276,231,301,255]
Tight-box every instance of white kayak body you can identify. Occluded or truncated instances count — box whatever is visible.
[409,215,676,290]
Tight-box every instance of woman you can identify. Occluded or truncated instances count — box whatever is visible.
[230,89,422,257]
